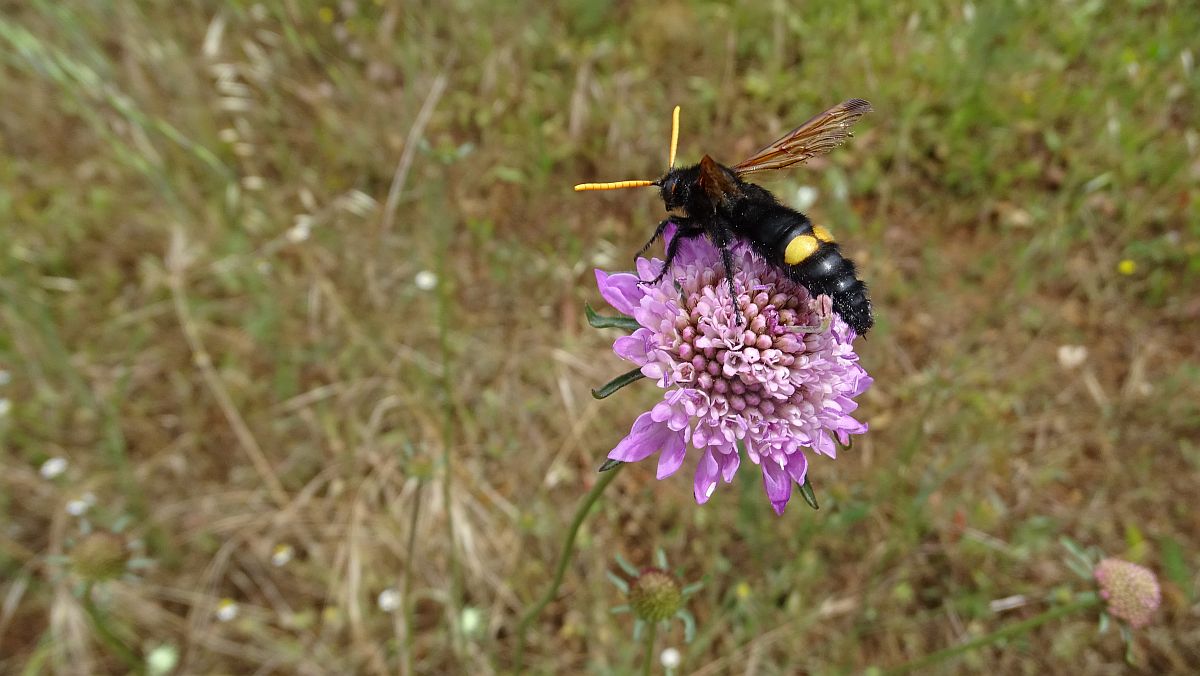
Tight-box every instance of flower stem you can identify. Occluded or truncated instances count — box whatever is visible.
[884,593,1100,674]
[81,584,143,675]
[514,463,625,669]
[641,621,658,676]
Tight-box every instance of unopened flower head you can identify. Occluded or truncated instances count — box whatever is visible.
[1094,558,1161,628]
[628,568,683,623]
[596,225,870,514]
[71,530,129,582]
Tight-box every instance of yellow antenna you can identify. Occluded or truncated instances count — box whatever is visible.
[669,105,681,168]
[573,180,656,192]
[574,105,682,192]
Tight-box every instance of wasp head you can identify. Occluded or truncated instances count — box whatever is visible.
[658,165,703,218]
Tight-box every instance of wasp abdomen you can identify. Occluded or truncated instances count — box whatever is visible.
[790,242,873,335]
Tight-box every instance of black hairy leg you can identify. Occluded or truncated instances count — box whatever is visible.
[711,221,745,326]
[634,218,675,263]
[642,222,704,287]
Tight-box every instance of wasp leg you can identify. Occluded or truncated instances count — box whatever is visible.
[634,218,675,263]
[711,222,745,326]
[641,222,703,286]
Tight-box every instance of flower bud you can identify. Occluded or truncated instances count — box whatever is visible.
[71,531,128,582]
[628,568,683,623]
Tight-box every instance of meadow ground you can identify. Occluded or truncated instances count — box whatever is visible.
[1,1,1198,674]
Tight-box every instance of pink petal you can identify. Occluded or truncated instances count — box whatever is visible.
[656,429,688,479]
[608,411,671,463]
[636,257,662,284]
[717,445,741,482]
[784,451,808,487]
[813,432,836,459]
[693,448,720,503]
[761,459,792,515]
[594,269,644,315]
[613,329,652,365]
[675,233,716,267]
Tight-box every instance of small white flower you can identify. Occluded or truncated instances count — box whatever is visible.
[794,185,819,211]
[414,270,437,291]
[460,606,483,636]
[0,398,10,417]
[66,492,97,516]
[377,588,401,612]
[216,598,239,622]
[40,457,69,479]
[0,369,11,385]
[1057,345,1088,370]
[145,644,180,676]
[962,2,975,22]
[270,544,294,567]
[660,647,682,669]
[241,176,266,191]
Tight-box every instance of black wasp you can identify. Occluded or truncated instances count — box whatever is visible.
[576,99,874,334]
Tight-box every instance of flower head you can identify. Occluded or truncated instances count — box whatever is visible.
[629,569,683,622]
[609,550,700,643]
[71,530,129,582]
[596,225,870,514]
[1094,558,1161,628]
[216,598,240,622]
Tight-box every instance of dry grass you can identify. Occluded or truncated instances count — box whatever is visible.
[1,1,1198,674]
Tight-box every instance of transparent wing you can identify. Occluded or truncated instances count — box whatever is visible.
[733,99,872,176]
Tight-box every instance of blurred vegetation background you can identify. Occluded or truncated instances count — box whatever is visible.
[1,0,1197,673]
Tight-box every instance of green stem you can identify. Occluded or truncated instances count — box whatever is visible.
[641,621,658,676]
[513,463,625,670]
[81,584,143,675]
[885,593,1100,674]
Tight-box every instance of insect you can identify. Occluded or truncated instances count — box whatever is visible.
[575,99,874,334]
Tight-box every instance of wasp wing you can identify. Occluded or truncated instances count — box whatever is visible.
[733,99,872,176]
[698,154,741,206]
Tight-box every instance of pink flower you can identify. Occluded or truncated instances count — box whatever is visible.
[597,225,871,514]
[1094,558,1161,628]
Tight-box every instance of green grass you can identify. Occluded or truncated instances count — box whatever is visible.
[2,1,1198,673]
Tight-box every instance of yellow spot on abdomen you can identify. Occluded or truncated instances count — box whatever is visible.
[812,225,835,243]
[784,234,820,264]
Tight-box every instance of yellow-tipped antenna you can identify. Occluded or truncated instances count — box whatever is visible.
[668,105,681,168]
[574,180,656,192]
